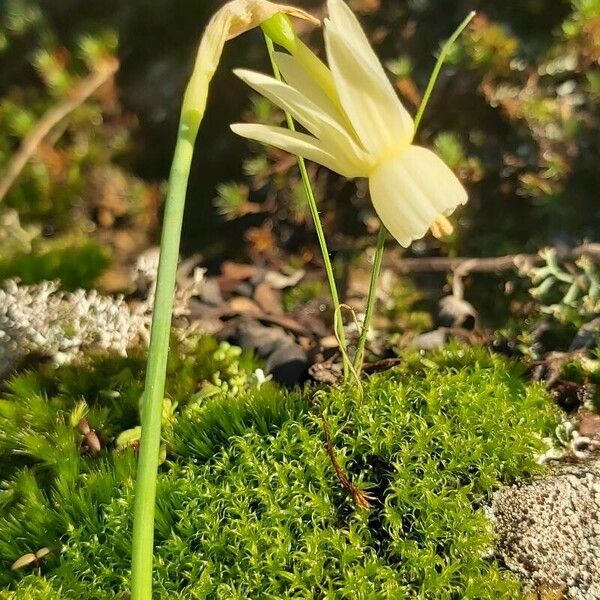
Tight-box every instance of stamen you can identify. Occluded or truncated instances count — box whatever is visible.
[430,215,454,239]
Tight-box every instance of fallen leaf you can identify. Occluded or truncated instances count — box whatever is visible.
[265,268,305,289]
[222,261,258,280]
[254,281,283,315]
[227,296,263,315]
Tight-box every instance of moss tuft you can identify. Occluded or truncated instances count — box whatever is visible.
[0,238,110,290]
[0,343,558,598]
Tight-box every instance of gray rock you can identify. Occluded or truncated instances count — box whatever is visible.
[236,319,290,357]
[437,295,479,330]
[265,341,308,386]
[570,317,600,351]
[221,317,308,386]
[490,460,600,599]
[408,328,450,351]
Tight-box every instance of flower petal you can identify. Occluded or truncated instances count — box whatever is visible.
[234,69,372,174]
[368,145,468,247]
[324,6,414,157]
[231,123,367,177]
[273,52,345,127]
[327,0,385,77]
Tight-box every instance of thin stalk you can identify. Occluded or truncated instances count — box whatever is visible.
[353,11,475,373]
[264,33,349,378]
[353,225,386,372]
[414,11,476,131]
[130,109,199,600]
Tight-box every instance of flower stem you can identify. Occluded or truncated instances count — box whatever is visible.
[353,225,387,372]
[263,33,349,378]
[130,109,199,600]
[414,11,476,131]
[353,11,475,374]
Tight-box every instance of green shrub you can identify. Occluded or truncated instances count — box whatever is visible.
[0,344,558,598]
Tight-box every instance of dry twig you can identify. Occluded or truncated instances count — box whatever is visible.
[391,243,600,300]
[0,58,119,203]
[393,244,600,275]
[310,393,373,510]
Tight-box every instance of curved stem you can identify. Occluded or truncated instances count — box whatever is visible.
[414,11,476,131]
[264,33,349,379]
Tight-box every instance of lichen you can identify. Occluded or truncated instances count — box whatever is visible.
[490,460,600,599]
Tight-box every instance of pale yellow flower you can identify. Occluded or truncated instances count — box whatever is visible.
[231,0,468,247]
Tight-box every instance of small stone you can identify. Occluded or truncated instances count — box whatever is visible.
[437,295,479,329]
[265,340,308,386]
[408,328,450,350]
[235,319,290,357]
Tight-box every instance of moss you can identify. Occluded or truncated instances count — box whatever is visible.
[282,278,324,313]
[0,576,66,599]
[0,337,258,484]
[0,343,558,598]
[0,238,110,290]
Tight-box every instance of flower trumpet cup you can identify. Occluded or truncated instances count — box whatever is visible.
[232,0,468,247]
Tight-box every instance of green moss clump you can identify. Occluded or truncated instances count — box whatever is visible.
[282,278,324,313]
[0,343,557,598]
[0,575,66,599]
[0,238,110,291]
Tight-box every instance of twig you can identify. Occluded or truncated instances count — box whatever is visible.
[0,58,119,203]
[392,244,600,275]
[310,393,373,511]
[392,243,600,301]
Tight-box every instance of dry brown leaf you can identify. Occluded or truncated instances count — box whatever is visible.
[254,281,283,314]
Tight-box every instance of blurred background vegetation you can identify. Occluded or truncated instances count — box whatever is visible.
[0,4,598,594]
[0,0,598,309]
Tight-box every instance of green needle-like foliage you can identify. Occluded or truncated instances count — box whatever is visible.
[0,342,557,598]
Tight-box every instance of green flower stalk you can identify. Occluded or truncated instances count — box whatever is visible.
[130,3,317,599]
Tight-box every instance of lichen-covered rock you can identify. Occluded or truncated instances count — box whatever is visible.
[490,461,600,599]
[0,249,207,375]
[0,279,149,375]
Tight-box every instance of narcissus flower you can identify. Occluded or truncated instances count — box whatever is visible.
[231,0,468,247]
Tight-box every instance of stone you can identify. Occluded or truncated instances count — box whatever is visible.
[235,319,290,357]
[408,328,450,350]
[489,460,600,599]
[437,295,479,329]
[265,340,308,386]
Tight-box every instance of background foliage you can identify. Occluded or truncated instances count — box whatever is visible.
[1,0,598,285]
